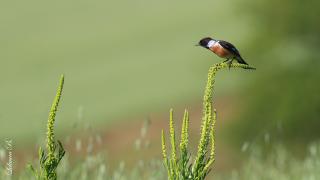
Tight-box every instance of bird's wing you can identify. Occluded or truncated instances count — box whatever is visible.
[218,40,241,56]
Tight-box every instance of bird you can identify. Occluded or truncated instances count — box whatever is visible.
[197,37,249,67]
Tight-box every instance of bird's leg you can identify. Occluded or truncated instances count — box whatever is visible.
[226,59,233,69]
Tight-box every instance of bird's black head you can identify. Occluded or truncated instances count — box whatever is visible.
[198,37,213,48]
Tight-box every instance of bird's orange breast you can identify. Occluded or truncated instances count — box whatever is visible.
[209,44,232,58]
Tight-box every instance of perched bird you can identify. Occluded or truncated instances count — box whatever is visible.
[197,37,249,66]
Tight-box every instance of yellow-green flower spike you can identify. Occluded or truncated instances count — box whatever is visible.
[180,109,189,154]
[161,130,168,163]
[47,75,64,160]
[194,62,254,173]
[169,108,177,166]
[162,129,172,179]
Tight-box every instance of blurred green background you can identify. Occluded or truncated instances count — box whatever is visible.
[1,0,320,178]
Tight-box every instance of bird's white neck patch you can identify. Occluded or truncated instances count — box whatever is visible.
[207,40,216,48]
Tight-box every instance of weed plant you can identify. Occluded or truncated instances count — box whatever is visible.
[28,75,66,180]
[161,62,255,180]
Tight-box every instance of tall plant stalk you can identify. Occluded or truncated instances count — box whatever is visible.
[29,75,66,180]
[161,62,255,179]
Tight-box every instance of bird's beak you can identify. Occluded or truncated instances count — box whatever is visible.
[195,44,200,46]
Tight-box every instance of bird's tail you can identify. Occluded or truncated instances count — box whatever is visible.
[235,56,256,70]
[236,56,248,65]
